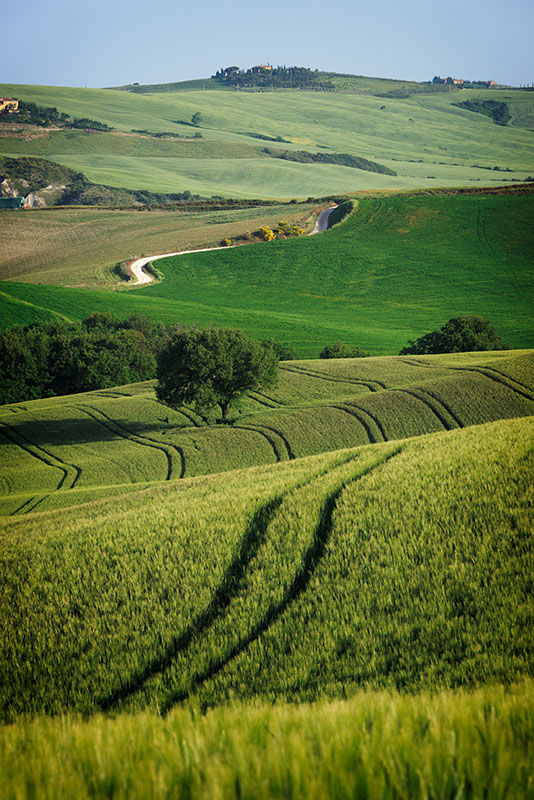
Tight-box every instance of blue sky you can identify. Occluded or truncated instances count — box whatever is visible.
[2,0,533,88]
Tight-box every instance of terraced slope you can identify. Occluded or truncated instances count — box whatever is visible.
[1,192,533,353]
[0,350,532,515]
[0,83,533,197]
[1,414,532,718]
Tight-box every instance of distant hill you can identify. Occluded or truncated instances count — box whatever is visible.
[0,190,531,355]
[1,80,532,201]
[108,68,455,98]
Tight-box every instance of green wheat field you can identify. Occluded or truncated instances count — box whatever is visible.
[1,75,533,799]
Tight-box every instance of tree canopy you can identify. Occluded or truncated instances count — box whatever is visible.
[0,313,168,404]
[400,316,509,355]
[319,342,370,359]
[156,327,278,420]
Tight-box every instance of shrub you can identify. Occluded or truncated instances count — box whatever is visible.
[319,343,370,359]
[258,225,276,242]
[261,338,299,360]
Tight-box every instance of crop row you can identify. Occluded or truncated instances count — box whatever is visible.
[1,352,532,514]
[0,416,532,717]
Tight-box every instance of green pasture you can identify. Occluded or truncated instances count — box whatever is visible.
[0,83,532,197]
[0,349,532,516]
[0,203,315,285]
[1,192,531,354]
[0,413,532,717]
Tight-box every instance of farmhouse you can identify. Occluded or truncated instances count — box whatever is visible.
[252,65,273,74]
[0,98,19,113]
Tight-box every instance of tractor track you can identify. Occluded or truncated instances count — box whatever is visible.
[76,405,185,480]
[160,446,403,714]
[281,363,385,392]
[98,449,388,713]
[0,422,81,490]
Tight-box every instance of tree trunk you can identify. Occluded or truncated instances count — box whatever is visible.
[221,403,229,421]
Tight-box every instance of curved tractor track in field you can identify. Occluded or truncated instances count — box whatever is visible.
[97,446,402,714]
[0,422,81,493]
[76,405,186,480]
[128,206,338,286]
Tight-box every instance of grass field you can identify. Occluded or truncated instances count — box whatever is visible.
[0,83,533,197]
[0,202,316,286]
[1,74,532,797]
[0,411,532,718]
[1,682,532,799]
[1,192,532,354]
[0,349,532,515]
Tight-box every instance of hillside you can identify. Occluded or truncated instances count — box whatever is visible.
[1,349,532,515]
[1,411,532,717]
[0,201,316,286]
[1,191,532,354]
[0,82,533,199]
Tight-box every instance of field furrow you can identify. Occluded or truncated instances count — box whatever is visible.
[77,405,185,480]
[232,425,286,461]
[395,389,458,430]
[122,448,401,713]
[0,421,80,490]
[344,401,388,441]
[281,364,381,392]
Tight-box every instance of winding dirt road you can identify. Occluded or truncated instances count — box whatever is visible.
[128,205,338,286]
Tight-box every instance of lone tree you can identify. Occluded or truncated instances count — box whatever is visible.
[156,326,278,420]
[400,315,509,355]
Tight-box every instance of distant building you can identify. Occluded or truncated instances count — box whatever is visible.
[432,76,496,88]
[0,98,19,113]
[252,65,273,74]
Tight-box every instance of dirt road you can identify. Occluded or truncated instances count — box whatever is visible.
[129,205,338,286]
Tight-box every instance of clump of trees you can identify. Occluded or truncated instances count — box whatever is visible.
[452,100,511,127]
[264,149,397,176]
[261,338,298,360]
[0,101,113,130]
[131,129,202,139]
[319,343,370,359]
[400,316,509,355]
[0,314,170,404]
[156,326,278,420]
[212,65,335,90]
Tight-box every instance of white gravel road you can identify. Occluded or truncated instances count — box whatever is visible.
[128,205,338,286]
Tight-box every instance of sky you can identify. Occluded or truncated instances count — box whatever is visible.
[2,0,533,88]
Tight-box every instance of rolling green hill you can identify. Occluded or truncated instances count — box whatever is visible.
[1,410,532,717]
[0,82,533,198]
[1,192,532,354]
[1,72,533,798]
[1,349,532,515]
[0,202,316,286]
